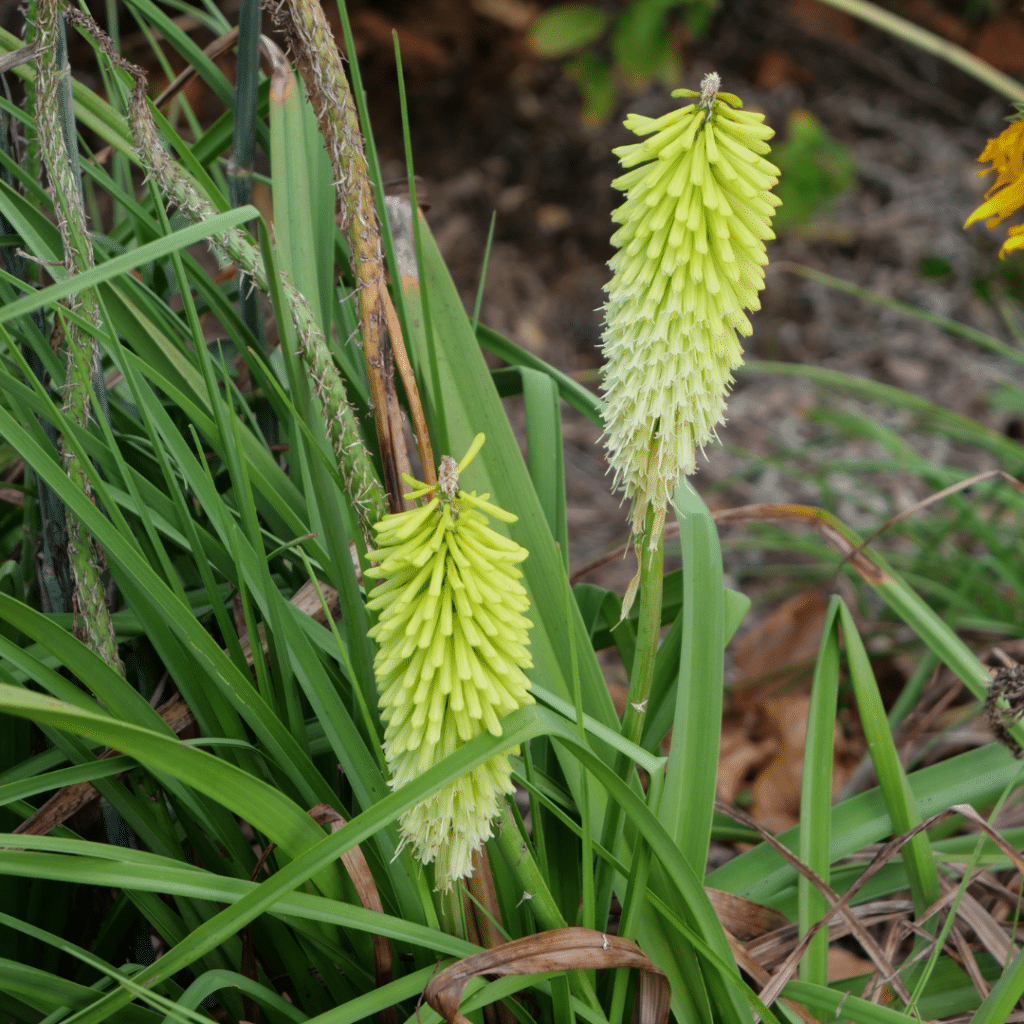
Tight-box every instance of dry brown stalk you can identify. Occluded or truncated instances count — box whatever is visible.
[263,0,427,505]
[308,803,398,1024]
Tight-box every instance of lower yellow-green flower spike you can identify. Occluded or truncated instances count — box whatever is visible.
[364,434,534,891]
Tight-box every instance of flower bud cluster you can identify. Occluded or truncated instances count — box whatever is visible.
[365,435,534,890]
[601,73,781,536]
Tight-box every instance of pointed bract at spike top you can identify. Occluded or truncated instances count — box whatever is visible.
[965,117,1024,260]
[601,74,781,538]
[364,435,534,891]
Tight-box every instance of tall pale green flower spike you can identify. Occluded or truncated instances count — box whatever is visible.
[601,72,781,542]
[365,434,534,891]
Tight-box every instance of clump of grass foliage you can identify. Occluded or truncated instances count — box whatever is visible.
[3,0,1024,1022]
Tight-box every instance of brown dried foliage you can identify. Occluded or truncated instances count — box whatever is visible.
[717,800,1024,1016]
[424,927,669,1024]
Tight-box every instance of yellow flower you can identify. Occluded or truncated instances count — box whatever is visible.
[601,72,781,539]
[965,118,1024,259]
[364,434,534,891]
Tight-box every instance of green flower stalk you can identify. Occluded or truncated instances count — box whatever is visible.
[601,72,781,539]
[365,434,534,891]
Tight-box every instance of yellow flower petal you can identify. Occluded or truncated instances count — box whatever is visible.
[965,119,1024,254]
[1002,223,1024,259]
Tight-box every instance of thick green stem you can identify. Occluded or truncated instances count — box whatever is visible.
[438,883,465,939]
[620,514,665,748]
[609,770,663,1024]
[495,802,566,930]
[33,0,121,673]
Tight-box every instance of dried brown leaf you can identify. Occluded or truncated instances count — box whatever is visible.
[731,588,827,687]
[714,799,909,1006]
[717,728,776,807]
[706,887,788,942]
[827,946,874,982]
[719,683,858,835]
[748,693,813,834]
[424,927,669,1024]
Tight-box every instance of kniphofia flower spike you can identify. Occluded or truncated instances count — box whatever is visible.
[364,434,534,891]
[601,72,781,541]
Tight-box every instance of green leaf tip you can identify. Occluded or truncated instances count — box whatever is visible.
[365,434,535,890]
[601,72,781,536]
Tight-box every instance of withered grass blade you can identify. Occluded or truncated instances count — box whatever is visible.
[712,504,889,584]
[573,501,889,585]
[934,871,1020,968]
[715,799,908,1006]
[724,932,820,1024]
[424,927,670,1024]
[745,900,913,972]
[722,799,1024,1012]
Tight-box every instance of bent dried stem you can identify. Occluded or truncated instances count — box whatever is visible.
[264,0,430,504]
